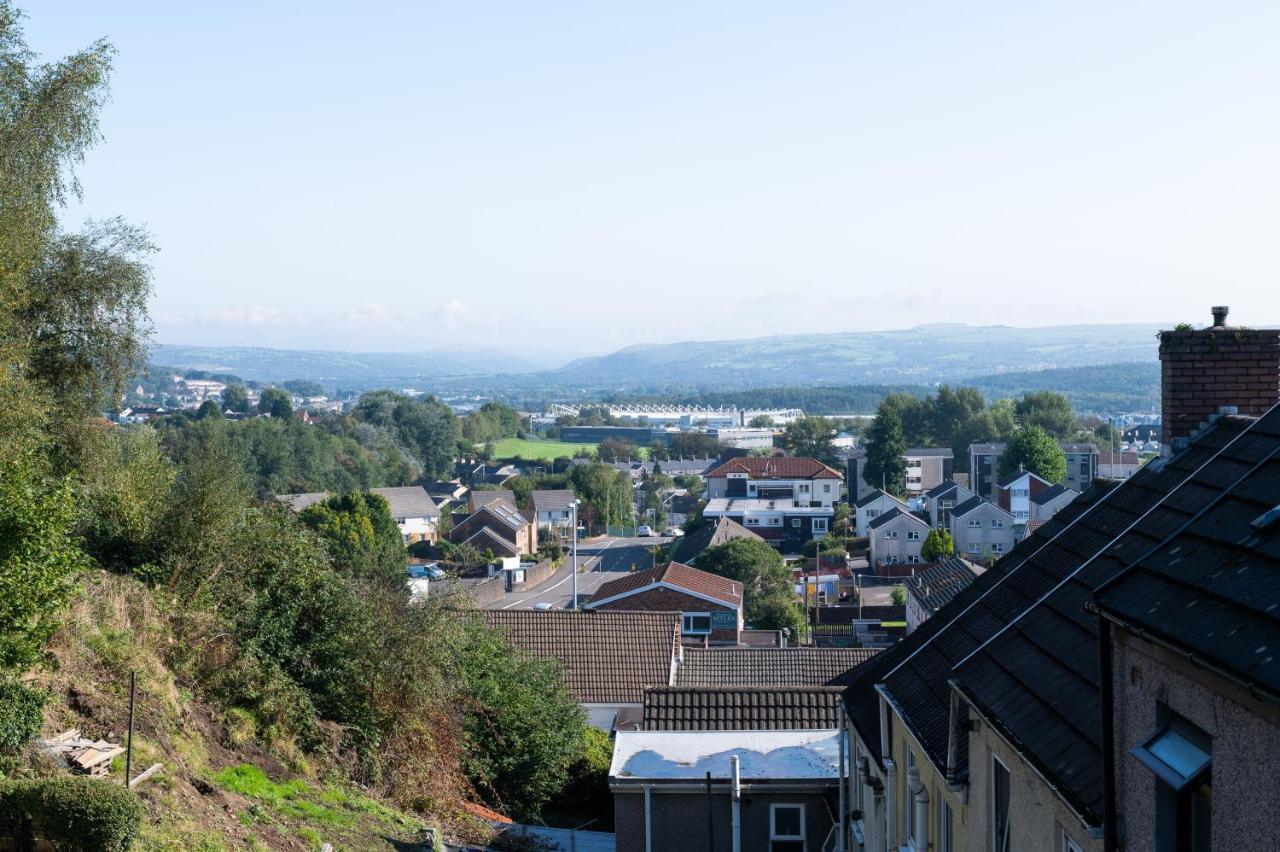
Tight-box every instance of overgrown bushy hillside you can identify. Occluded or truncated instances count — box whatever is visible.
[0,5,598,848]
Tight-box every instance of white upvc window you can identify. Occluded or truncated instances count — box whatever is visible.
[992,543,1004,554]
[991,755,1011,852]
[823,483,832,493]
[799,483,810,493]
[969,519,981,527]
[867,509,880,520]
[769,517,782,526]
[969,543,982,555]
[906,554,920,564]
[907,530,920,541]
[1061,830,1084,852]
[991,519,1004,529]
[939,799,955,852]
[887,530,898,539]
[770,803,805,852]
[812,518,828,533]
[791,518,801,528]
[682,613,711,635]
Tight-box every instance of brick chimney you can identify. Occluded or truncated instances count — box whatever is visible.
[1159,306,1280,447]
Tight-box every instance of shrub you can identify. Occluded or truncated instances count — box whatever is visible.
[0,681,43,767]
[1,776,143,851]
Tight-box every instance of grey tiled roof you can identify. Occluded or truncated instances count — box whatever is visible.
[482,610,680,704]
[369,486,438,518]
[642,686,844,731]
[905,557,981,615]
[530,489,576,514]
[1029,483,1076,505]
[675,647,877,687]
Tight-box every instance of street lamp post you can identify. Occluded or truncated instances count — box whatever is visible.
[571,499,580,609]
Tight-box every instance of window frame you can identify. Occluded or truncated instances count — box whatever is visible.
[769,802,806,848]
[991,754,1011,852]
[681,613,712,635]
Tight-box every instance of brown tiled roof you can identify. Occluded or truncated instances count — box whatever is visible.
[705,457,844,480]
[675,647,878,687]
[482,610,680,703]
[642,686,844,731]
[590,561,742,608]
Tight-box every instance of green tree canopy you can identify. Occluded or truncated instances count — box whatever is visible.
[299,491,407,589]
[863,403,907,496]
[221,383,250,413]
[999,425,1067,483]
[257,386,293,419]
[778,415,839,464]
[695,538,805,636]
[921,527,954,562]
[1014,391,1077,438]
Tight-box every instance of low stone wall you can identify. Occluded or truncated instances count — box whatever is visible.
[512,559,557,591]
[465,576,506,607]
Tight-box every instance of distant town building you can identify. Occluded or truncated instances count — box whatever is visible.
[902,447,955,496]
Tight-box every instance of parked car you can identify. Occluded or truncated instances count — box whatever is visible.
[637,525,654,537]
[664,527,684,538]
[533,601,555,610]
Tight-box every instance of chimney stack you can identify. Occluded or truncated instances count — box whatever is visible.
[1159,307,1280,448]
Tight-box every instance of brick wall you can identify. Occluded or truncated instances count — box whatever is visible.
[1159,323,1280,445]
[593,586,739,642]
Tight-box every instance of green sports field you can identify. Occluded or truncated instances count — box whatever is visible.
[488,437,597,461]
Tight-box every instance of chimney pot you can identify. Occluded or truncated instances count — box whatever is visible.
[1212,305,1230,327]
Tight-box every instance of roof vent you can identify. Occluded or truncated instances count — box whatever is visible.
[1211,305,1229,328]
[1250,505,1280,535]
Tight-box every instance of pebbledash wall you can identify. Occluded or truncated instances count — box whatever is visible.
[1111,632,1280,852]
[1158,308,1280,447]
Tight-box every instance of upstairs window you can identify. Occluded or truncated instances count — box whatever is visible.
[969,519,981,528]
[992,519,1004,529]
[1132,709,1212,852]
[907,530,920,541]
[991,755,1011,852]
[682,613,711,635]
[887,530,898,539]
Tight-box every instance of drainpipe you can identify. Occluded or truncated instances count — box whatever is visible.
[1098,615,1118,852]
[644,785,653,852]
[731,755,743,852]
[838,726,847,852]
[884,758,897,851]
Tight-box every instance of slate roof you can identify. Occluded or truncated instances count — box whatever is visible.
[1029,483,1075,506]
[950,495,990,518]
[905,558,982,616]
[642,686,845,731]
[676,647,877,687]
[905,447,955,458]
[839,480,1118,770]
[276,487,437,518]
[705,457,844,480]
[459,526,520,558]
[472,500,529,530]
[276,491,329,512]
[530,489,576,515]
[369,486,438,518]
[1095,435,1280,699]
[470,489,517,511]
[868,506,928,531]
[968,442,1006,455]
[925,480,964,500]
[856,488,908,509]
[482,610,681,704]
[589,562,742,609]
[1058,442,1100,454]
[868,412,1259,826]
[952,408,1280,826]
[671,516,763,565]
[997,469,1053,489]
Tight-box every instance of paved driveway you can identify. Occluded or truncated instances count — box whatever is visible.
[488,536,671,610]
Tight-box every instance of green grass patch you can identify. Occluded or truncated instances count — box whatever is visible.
[214,764,352,827]
[488,437,598,461]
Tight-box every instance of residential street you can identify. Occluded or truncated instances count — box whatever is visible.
[490,535,671,610]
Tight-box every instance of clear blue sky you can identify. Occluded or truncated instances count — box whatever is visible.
[28,1,1280,357]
